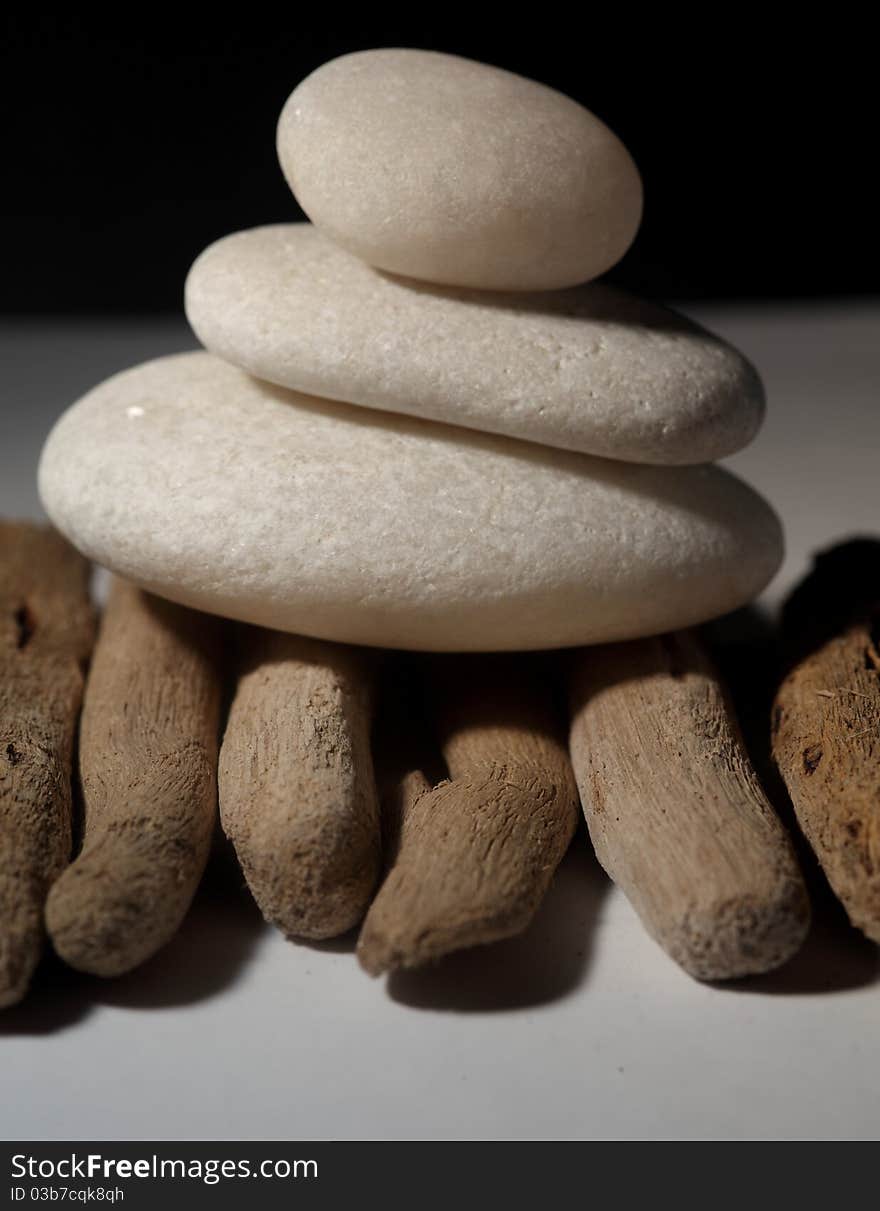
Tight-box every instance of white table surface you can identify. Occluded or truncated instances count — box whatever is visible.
[1,304,879,1141]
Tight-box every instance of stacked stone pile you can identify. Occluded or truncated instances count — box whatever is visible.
[40,49,780,652]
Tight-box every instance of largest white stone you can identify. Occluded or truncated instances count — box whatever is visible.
[38,353,783,652]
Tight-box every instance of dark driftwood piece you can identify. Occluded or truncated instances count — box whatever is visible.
[569,631,810,980]
[45,579,224,976]
[0,522,95,1007]
[219,630,381,940]
[358,655,579,975]
[773,540,880,942]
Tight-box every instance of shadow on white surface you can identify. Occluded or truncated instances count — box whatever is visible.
[271,821,612,1010]
[724,880,880,996]
[1,795,878,1042]
[0,838,268,1037]
[385,834,609,1011]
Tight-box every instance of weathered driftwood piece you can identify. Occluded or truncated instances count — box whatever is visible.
[358,655,579,975]
[0,522,94,1007]
[45,579,223,976]
[219,629,380,940]
[772,540,880,942]
[569,631,810,980]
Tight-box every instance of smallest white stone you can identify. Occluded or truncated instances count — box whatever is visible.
[277,49,643,292]
[126,405,145,419]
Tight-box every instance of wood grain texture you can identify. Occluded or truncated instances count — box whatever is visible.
[0,521,95,1007]
[45,579,223,976]
[772,540,880,942]
[219,629,380,940]
[358,655,579,975]
[569,631,810,980]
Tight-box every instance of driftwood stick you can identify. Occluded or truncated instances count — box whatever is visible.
[0,522,95,1007]
[569,631,810,980]
[358,655,579,975]
[772,540,880,942]
[45,580,223,976]
[218,629,381,940]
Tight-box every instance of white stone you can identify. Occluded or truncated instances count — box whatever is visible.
[276,49,642,291]
[185,224,764,466]
[38,353,782,652]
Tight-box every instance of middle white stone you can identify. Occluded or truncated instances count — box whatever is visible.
[185,224,764,467]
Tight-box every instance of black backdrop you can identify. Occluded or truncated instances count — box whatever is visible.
[3,14,876,312]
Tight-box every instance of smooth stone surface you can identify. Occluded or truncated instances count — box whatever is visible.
[276,49,643,292]
[185,224,765,466]
[39,354,782,653]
